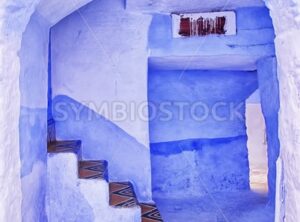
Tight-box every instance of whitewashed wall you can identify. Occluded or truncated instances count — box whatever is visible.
[0,0,42,221]
[264,0,300,221]
[0,0,299,220]
[50,0,153,201]
[51,0,152,148]
[19,12,49,221]
[0,0,100,220]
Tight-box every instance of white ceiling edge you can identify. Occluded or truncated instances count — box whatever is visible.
[36,0,266,26]
[37,0,94,26]
[149,55,261,71]
[127,0,266,13]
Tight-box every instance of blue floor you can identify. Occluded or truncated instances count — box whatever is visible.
[154,191,274,222]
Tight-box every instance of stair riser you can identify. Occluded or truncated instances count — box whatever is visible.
[46,153,142,221]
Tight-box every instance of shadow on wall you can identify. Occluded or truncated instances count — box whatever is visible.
[257,57,280,205]
[52,95,152,202]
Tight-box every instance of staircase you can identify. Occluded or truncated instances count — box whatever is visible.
[46,120,163,222]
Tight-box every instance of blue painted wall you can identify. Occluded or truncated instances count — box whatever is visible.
[49,0,277,203]
[52,95,152,202]
[151,136,249,197]
[148,69,258,142]
[148,7,275,64]
[257,57,280,205]
[19,12,49,222]
[50,0,153,201]
[50,0,151,147]
[147,6,277,199]
[148,69,258,197]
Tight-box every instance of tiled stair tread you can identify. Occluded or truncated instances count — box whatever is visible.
[48,140,81,153]
[140,203,163,222]
[47,120,163,220]
[109,182,139,208]
[79,160,108,180]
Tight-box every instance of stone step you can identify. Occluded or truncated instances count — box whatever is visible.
[46,122,163,221]
[109,182,139,208]
[109,182,164,220]
[140,203,164,222]
[79,160,108,181]
[48,140,81,153]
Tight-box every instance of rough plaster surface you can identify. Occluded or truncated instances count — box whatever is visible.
[46,153,95,221]
[148,69,258,142]
[257,57,280,205]
[51,0,152,147]
[0,0,299,221]
[19,12,49,109]
[47,153,141,222]
[21,161,47,222]
[19,107,48,221]
[0,0,101,220]
[149,7,275,71]
[155,192,274,222]
[264,0,300,220]
[37,0,93,25]
[52,95,152,202]
[151,136,250,198]
[80,180,141,222]
[148,70,257,198]
[0,0,41,221]
[277,32,300,219]
[19,11,49,221]
[127,0,265,13]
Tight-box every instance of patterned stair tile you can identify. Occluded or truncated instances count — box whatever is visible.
[109,182,139,208]
[140,203,164,222]
[79,160,108,181]
[48,140,81,153]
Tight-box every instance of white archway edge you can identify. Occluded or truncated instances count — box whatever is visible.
[0,1,41,221]
[264,0,300,221]
[126,0,265,13]
[1,0,300,221]
[0,0,96,220]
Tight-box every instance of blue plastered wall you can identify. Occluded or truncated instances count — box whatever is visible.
[149,7,275,63]
[147,6,277,199]
[148,69,258,197]
[50,0,152,201]
[257,57,280,205]
[19,12,49,222]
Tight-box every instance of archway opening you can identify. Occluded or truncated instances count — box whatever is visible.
[147,3,279,222]
[9,0,286,221]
